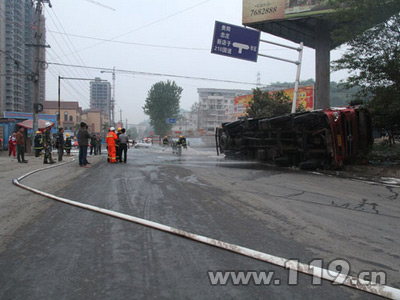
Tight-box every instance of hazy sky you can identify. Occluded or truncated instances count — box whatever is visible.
[44,0,347,125]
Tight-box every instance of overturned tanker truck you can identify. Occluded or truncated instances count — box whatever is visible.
[215,105,374,170]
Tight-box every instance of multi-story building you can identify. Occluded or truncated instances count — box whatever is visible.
[197,88,252,135]
[0,0,46,115]
[42,100,82,132]
[81,108,110,136]
[90,77,111,121]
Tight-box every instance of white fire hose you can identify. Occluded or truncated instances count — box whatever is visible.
[12,160,400,299]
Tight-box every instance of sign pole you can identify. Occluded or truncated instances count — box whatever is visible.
[292,42,303,113]
[258,39,304,113]
[58,76,61,129]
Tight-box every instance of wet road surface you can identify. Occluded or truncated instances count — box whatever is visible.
[1,147,399,299]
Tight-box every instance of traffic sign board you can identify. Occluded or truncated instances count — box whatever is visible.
[166,118,176,124]
[211,21,260,62]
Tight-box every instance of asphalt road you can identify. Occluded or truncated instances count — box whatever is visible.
[1,146,399,299]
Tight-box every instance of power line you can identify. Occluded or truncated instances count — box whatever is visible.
[45,8,94,92]
[46,9,93,77]
[47,67,91,108]
[46,52,91,106]
[50,0,213,58]
[47,62,258,86]
[46,31,290,54]
[47,30,209,51]
[83,0,116,11]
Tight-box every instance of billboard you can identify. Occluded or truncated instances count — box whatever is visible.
[233,85,314,117]
[243,0,333,25]
[3,111,57,122]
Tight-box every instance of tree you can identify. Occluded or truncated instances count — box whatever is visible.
[126,127,138,140]
[143,81,183,136]
[190,102,199,114]
[330,3,400,132]
[328,0,400,45]
[246,88,291,119]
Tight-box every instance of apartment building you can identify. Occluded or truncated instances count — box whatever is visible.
[0,0,46,115]
[197,88,251,134]
[90,77,111,121]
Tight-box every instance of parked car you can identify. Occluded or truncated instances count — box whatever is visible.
[134,142,151,148]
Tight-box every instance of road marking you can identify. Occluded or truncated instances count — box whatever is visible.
[12,164,400,300]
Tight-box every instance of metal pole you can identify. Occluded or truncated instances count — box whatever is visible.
[32,1,42,152]
[258,39,304,113]
[112,66,115,126]
[260,39,301,51]
[258,53,298,65]
[291,42,304,113]
[58,76,61,129]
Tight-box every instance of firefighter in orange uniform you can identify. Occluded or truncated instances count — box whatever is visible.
[106,127,118,163]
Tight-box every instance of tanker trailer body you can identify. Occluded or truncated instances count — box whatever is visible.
[215,106,373,169]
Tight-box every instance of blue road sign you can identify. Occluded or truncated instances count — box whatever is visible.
[211,21,260,62]
[166,118,176,124]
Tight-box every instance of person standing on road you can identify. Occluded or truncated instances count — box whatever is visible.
[115,127,122,162]
[8,133,16,157]
[177,135,187,149]
[119,128,129,163]
[77,122,91,168]
[106,127,118,163]
[163,136,169,146]
[56,127,65,162]
[16,127,28,163]
[34,131,43,157]
[90,134,97,155]
[65,134,72,156]
[96,134,102,155]
[43,122,55,164]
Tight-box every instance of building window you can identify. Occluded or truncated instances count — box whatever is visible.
[64,112,68,121]
[69,115,73,122]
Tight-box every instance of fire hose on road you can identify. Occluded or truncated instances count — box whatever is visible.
[12,161,400,299]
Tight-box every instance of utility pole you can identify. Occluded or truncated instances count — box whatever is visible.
[112,67,116,126]
[119,109,122,126]
[32,0,51,153]
[100,66,116,126]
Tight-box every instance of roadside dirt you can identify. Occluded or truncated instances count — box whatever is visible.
[0,152,104,253]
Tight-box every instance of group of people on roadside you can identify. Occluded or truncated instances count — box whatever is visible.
[106,127,130,163]
[6,121,93,168]
[39,121,97,168]
[7,122,136,168]
[34,130,73,158]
